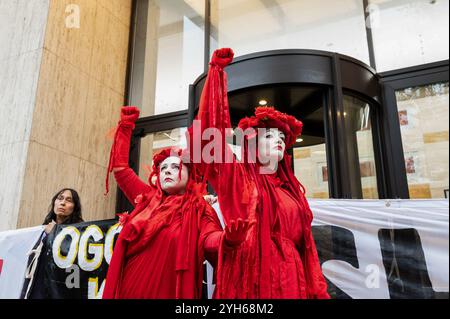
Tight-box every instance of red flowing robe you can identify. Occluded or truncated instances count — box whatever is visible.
[187,49,330,299]
[102,167,223,299]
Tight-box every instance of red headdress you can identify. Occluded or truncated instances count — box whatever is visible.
[149,147,204,191]
[237,106,303,149]
[103,146,214,299]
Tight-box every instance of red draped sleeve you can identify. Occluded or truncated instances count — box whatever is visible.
[200,205,224,268]
[114,168,154,206]
[187,48,257,225]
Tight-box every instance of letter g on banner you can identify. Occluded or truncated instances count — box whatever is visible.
[104,223,122,265]
[52,226,80,269]
[78,225,103,272]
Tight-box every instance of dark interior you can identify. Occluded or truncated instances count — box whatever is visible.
[228,84,327,147]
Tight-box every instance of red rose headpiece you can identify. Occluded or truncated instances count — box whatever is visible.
[237,106,303,148]
[152,147,185,171]
[149,147,202,186]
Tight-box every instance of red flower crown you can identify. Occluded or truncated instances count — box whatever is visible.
[150,147,202,185]
[152,147,186,171]
[237,106,303,148]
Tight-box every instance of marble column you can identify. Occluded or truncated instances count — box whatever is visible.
[0,0,133,230]
[0,0,51,231]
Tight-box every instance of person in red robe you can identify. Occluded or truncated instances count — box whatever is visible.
[187,48,330,299]
[102,106,251,299]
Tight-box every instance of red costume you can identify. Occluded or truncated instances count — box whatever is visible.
[187,48,330,299]
[103,108,223,299]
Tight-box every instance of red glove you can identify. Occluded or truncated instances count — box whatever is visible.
[105,106,140,194]
[210,48,234,68]
[224,218,253,247]
[120,106,140,126]
[113,106,140,167]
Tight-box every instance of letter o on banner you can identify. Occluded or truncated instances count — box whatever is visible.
[104,223,122,265]
[78,225,104,272]
[52,226,80,269]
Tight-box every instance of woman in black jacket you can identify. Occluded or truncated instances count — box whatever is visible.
[24,188,83,299]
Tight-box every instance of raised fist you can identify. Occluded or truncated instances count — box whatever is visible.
[120,106,140,123]
[210,48,234,68]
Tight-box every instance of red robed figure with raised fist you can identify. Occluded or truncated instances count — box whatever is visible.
[187,48,330,299]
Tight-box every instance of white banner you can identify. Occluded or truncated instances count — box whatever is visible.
[208,199,449,299]
[0,226,44,298]
[309,199,449,299]
[0,200,448,299]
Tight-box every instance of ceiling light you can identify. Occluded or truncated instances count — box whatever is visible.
[258,99,268,106]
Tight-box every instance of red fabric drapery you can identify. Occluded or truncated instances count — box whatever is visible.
[187,48,330,299]
[103,148,222,299]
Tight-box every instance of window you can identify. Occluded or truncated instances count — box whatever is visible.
[129,0,205,116]
[369,0,449,72]
[343,95,379,198]
[292,89,329,199]
[293,142,329,198]
[211,0,370,64]
[396,82,449,198]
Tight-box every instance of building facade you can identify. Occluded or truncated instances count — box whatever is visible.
[0,0,448,230]
[0,0,132,230]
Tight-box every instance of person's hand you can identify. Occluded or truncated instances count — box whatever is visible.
[214,48,234,60]
[44,220,56,234]
[203,195,218,206]
[224,218,253,247]
[120,106,140,123]
[211,48,234,68]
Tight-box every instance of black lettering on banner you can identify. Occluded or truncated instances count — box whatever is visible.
[312,225,358,299]
[22,219,120,299]
[20,220,448,299]
[378,228,449,299]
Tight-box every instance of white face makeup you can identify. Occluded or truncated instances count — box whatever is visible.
[258,128,286,170]
[159,156,189,195]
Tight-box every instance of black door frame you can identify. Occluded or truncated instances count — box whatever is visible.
[378,60,450,199]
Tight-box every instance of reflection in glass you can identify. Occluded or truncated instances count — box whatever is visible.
[343,95,378,199]
[396,82,449,198]
[293,142,329,199]
[291,99,329,199]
